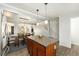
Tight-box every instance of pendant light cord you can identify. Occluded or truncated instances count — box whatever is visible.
[45,3,48,18]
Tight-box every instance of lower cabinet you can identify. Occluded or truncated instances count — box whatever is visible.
[46,43,56,56]
[38,50,45,56]
[27,38,56,56]
[26,38,33,56]
[32,42,38,56]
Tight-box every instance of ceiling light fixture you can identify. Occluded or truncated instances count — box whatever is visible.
[45,20,48,24]
[44,3,51,36]
[36,9,40,26]
[36,23,40,26]
[44,3,48,24]
[36,9,39,15]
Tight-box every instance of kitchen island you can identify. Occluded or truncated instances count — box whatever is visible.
[26,35,57,56]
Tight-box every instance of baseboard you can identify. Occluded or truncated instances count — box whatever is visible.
[72,41,79,46]
[59,41,71,48]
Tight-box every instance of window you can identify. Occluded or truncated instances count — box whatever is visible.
[11,26,14,34]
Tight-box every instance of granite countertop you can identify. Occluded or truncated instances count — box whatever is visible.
[28,35,57,47]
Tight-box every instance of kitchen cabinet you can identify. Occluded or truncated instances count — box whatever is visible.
[26,37,57,56]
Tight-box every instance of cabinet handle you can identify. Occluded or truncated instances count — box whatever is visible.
[54,45,56,50]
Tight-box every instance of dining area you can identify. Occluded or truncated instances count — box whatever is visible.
[7,30,32,55]
[1,10,37,55]
[7,33,31,47]
[0,8,59,56]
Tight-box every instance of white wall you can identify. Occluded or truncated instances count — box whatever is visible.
[71,17,79,45]
[59,16,71,48]
[50,18,59,40]
[33,20,49,36]
[34,25,49,36]
[34,18,59,40]
[0,10,2,55]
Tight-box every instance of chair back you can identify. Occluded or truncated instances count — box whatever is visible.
[18,33,24,38]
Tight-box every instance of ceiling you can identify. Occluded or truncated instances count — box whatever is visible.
[1,3,79,24]
[6,3,79,18]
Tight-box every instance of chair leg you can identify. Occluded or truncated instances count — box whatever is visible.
[22,40,25,45]
[15,37,19,47]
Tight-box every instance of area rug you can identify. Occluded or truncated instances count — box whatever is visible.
[9,43,26,52]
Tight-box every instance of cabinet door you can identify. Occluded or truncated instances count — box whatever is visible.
[52,44,56,56]
[38,50,45,56]
[27,39,33,56]
[32,45,37,56]
[29,46,33,56]
[46,43,56,56]
[37,44,46,56]
[32,41,37,56]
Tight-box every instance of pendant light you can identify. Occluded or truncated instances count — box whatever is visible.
[44,3,51,36]
[36,9,40,26]
[44,3,48,24]
[45,20,48,24]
